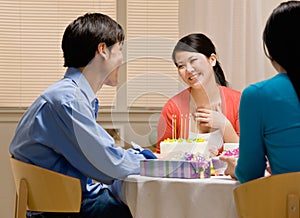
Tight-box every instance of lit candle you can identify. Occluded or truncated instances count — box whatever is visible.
[171,114,174,139]
[174,114,177,139]
[180,114,183,138]
[195,116,198,133]
[188,113,191,138]
[184,114,187,139]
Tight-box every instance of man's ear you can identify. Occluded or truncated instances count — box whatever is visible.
[97,42,109,60]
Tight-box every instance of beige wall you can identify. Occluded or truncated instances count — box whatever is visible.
[0,110,158,217]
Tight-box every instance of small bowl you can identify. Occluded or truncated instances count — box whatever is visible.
[223,143,239,151]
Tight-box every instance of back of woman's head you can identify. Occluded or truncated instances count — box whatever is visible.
[263,1,300,100]
[62,13,124,68]
[172,33,228,87]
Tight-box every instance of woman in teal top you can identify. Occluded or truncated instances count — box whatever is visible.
[221,1,300,183]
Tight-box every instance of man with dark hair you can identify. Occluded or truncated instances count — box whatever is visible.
[9,12,155,218]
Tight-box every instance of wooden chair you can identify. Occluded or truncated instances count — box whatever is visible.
[10,157,82,218]
[234,172,300,218]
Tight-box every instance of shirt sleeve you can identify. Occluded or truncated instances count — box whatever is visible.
[233,93,241,136]
[223,87,241,136]
[53,98,145,184]
[235,84,267,183]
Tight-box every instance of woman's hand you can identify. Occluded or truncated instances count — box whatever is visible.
[219,156,238,180]
[194,108,239,143]
[193,108,227,130]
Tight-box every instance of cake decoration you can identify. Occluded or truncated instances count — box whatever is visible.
[223,148,239,157]
[160,137,208,155]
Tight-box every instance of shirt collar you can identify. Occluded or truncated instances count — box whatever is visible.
[64,67,97,104]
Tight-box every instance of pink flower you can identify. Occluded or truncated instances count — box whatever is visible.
[223,148,239,157]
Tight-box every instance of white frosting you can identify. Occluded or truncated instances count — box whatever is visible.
[160,140,208,155]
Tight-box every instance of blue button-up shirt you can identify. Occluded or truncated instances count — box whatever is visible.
[9,67,145,198]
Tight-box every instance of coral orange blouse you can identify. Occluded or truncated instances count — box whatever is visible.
[156,86,241,153]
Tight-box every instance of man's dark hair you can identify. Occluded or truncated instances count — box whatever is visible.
[62,13,124,68]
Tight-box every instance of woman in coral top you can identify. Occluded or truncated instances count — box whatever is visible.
[156,33,240,153]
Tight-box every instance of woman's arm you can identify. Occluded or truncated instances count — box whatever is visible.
[194,108,239,142]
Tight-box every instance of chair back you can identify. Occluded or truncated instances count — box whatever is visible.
[234,172,300,218]
[10,157,81,218]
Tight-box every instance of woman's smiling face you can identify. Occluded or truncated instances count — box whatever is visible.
[174,51,216,89]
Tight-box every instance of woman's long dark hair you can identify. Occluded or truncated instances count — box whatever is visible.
[172,33,228,87]
[263,1,300,101]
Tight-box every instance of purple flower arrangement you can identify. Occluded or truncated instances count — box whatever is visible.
[172,152,211,178]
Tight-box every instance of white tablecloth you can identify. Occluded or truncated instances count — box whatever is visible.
[121,175,239,218]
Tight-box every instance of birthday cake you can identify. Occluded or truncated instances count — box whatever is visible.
[160,138,208,155]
